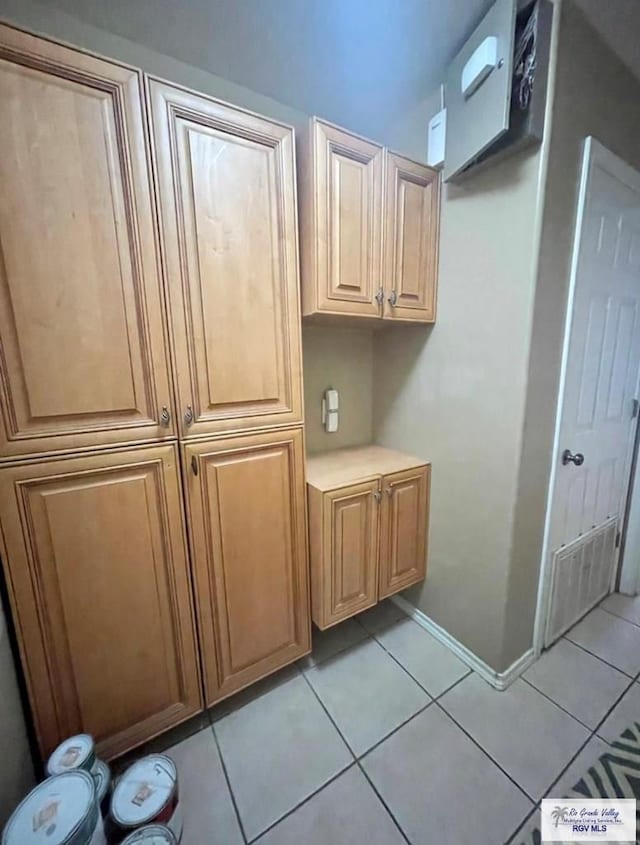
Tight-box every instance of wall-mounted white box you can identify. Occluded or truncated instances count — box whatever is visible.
[427,107,446,169]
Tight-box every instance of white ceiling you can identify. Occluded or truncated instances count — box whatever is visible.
[576,0,640,82]
[37,0,493,133]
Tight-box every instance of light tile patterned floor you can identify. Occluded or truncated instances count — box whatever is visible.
[149,594,640,844]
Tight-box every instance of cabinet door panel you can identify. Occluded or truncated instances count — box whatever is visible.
[0,445,201,760]
[148,80,303,436]
[313,120,383,316]
[310,480,379,628]
[384,153,439,323]
[184,429,309,704]
[0,25,174,458]
[379,465,430,597]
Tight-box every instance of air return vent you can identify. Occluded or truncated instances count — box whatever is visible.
[545,518,617,647]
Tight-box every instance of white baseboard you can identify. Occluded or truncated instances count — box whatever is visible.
[391,596,536,691]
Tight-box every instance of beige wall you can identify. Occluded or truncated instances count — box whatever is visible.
[504,0,640,664]
[381,89,443,161]
[375,0,640,671]
[303,327,374,454]
[0,0,305,128]
[374,149,544,668]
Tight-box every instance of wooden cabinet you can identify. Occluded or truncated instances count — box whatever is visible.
[0,445,201,760]
[184,428,310,705]
[308,479,380,628]
[298,117,440,324]
[307,446,430,629]
[379,465,430,597]
[298,119,384,319]
[147,79,303,438]
[0,25,175,459]
[384,153,440,323]
[0,24,310,762]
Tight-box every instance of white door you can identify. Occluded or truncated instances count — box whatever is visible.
[541,138,640,646]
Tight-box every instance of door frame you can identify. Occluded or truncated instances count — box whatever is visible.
[533,137,640,655]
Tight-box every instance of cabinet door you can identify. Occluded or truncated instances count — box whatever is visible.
[383,153,439,323]
[184,428,309,705]
[0,25,174,459]
[0,445,202,760]
[310,119,384,317]
[379,465,430,598]
[147,79,303,437]
[309,480,380,629]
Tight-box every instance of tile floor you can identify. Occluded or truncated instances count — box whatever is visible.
[152,594,640,845]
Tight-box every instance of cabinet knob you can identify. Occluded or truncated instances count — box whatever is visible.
[160,406,171,427]
[385,487,393,497]
[373,490,382,502]
[184,405,194,427]
[388,290,397,307]
[191,455,199,476]
[375,287,384,306]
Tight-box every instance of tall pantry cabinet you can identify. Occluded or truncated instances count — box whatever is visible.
[0,24,309,761]
[147,80,309,706]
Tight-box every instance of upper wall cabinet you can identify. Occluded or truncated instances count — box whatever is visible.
[298,117,440,325]
[147,79,303,438]
[0,25,175,460]
[384,153,440,322]
[298,119,384,318]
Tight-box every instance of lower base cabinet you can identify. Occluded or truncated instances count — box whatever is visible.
[378,465,430,598]
[0,432,311,761]
[184,427,310,706]
[306,446,430,630]
[0,444,202,760]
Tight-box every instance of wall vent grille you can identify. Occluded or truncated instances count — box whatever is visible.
[545,517,617,647]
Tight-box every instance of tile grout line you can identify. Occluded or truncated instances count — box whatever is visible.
[504,652,640,842]
[361,620,544,800]
[432,699,537,806]
[300,631,371,670]
[368,617,472,701]
[298,664,413,845]
[519,675,600,732]
[433,667,474,702]
[354,759,413,845]
[244,762,356,844]
[598,603,640,630]
[505,802,540,845]
[203,618,416,844]
[589,669,640,739]
[209,719,249,845]
[316,615,537,818]
[189,605,639,845]
[562,634,636,678]
[538,724,602,801]
[352,700,434,759]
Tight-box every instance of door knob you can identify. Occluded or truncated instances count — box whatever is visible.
[562,449,584,466]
